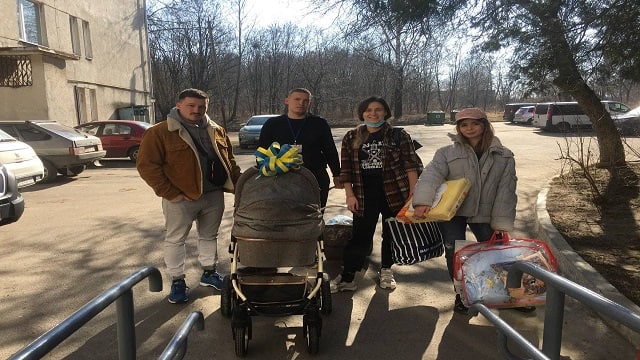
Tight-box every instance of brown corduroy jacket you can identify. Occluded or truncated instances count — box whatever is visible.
[136,112,241,201]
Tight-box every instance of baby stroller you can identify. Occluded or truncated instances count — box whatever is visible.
[221,165,332,356]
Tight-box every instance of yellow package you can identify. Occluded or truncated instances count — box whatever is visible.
[397,178,471,223]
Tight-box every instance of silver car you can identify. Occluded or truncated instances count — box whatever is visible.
[238,115,279,149]
[613,105,640,136]
[0,129,43,187]
[0,121,106,183]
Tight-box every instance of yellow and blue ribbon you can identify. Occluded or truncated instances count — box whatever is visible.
[254,142,303,176]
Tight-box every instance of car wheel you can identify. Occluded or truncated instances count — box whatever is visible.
[556,122,571,132]
[40,160,58,183]
[128,146,140,162]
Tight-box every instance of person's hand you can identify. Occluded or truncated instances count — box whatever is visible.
[169,194,191,202]
[412,205,431,218]
[333,176,344,189]
[346,195,358,213]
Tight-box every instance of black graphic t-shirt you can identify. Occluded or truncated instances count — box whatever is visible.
[359,130,384,177]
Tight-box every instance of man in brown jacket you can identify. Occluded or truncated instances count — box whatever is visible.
[137,88,241,304]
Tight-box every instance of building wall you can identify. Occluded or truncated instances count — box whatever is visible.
[0,0,153,126]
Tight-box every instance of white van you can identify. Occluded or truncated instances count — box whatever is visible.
[503,102,536,122]
[531,100,631,131]
[512,106,535,124]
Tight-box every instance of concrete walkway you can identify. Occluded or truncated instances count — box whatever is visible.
[1,123,639,359]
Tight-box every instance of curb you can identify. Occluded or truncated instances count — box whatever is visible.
[536,180,640,347]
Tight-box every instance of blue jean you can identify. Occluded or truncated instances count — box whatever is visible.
[162,190,224,280]
[438,216,494,280]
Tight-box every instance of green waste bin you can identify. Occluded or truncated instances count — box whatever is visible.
[426,111,445,125]
[450,110,459,123]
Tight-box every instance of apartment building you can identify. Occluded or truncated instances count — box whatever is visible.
[0,0,154,126]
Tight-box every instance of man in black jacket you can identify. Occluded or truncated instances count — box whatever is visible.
[258,88,342,208]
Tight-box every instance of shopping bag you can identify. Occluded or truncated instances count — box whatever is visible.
[396,178,471,223]
[453,231,558,308]
[386,218,444,265]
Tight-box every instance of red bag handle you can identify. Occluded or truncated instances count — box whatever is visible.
[487,231,510,245]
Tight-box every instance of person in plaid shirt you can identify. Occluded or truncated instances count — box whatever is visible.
[331,96,421,293]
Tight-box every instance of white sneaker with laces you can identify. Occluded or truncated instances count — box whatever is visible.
[330,274,357,293]
[379,268,397,290]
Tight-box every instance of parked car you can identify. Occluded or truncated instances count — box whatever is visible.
[532,100,631,132]
[0,163,24,226]
[0,129,44,187]
[512,106,535,125]
[503,102,536,122]
[0,121,106,183]
[613,105,640,136]
[75,120,151,161]
[238,115,279,149]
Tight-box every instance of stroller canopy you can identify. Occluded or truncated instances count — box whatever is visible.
[232,166,323,241]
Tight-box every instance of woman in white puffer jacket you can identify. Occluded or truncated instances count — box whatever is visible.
[412,107,517,314]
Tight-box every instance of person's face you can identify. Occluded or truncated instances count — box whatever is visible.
[362,101,387,123]
[176,96,208,122]
[285,91,311,117]
[458,119,485,142]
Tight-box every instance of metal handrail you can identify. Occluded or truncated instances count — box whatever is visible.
[158,311,204,360]
[10,266,162,360]
[472,304,551,360]
[507,262,640,359]
[470,262,640,360]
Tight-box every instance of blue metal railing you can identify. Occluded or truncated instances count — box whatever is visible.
[158,311,205,360]
[9,266,162,360]
[469,262,640,360]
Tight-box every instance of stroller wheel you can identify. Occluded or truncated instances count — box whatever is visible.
[320,276,333,314]
[233,325,250,357]
[305,322,320,354]
[221,275,233,318]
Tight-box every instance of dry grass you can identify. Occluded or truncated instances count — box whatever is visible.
[546,163,640,306]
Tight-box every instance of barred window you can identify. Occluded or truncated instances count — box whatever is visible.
[0,56,33,87]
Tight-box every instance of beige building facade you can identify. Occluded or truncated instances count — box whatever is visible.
[0,0,154,126]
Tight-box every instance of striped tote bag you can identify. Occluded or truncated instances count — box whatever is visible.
[386,218,444,265]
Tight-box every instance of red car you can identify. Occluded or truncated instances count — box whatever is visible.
[75,120,152,161]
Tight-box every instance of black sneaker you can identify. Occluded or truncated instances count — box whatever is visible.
[168,279,189,304]
[454,294,470,314]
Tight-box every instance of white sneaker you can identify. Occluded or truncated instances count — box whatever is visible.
[379,268,397,290]
[330,274,357,293]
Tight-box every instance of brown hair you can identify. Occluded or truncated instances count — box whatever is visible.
[350,97,392,149]
[178,88,209,101]
[356,96,392,121]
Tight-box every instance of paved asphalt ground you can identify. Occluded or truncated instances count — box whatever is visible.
[1,122,639,359]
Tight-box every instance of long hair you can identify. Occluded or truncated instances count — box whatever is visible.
[356,96,392,122]
[351,96,392,149]
[455,118,495,153]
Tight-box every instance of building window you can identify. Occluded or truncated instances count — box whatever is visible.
[82,20,93,59]
[0,55,33,87]
[75,86,88,124]
[17,0,46,46]
[70,16,80,55]
[89,88,98,121]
